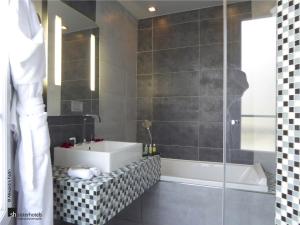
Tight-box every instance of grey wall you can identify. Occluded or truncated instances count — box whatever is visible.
[61,28,100,116]
[136,2,253,163]
[107,182,275,225]
[95,1,137,142]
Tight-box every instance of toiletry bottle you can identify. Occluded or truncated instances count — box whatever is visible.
[143,144,149,157]
[149,144,153,156]
[153,144,157,155]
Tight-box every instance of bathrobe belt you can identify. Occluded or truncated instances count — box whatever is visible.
[17,97,44,190]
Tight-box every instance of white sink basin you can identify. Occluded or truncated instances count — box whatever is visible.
[54,141,143,173]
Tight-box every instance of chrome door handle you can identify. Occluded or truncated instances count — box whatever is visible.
[231,120,240,125]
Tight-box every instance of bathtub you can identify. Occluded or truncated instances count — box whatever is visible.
[160,158,268,192]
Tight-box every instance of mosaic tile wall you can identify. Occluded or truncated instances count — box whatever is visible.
[276,0,300,224]
[53,156,160,225]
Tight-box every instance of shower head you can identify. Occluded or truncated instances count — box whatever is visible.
[142,120,153,145]
[142,120,152,129]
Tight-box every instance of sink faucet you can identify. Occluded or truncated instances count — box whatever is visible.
[82,114,101,143]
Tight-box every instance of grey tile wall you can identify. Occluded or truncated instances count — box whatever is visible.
[137,2,254,163]
[48,116,94,163]
[61,28,100,116]
[95,1,137,142]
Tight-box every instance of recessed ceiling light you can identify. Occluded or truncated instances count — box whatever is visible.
[61,25,68,30]
[148,6,156,12]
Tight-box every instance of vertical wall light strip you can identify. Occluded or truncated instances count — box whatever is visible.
[90,34,96,91]
[54,15,62,86]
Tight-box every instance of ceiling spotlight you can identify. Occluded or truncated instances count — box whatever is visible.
[61,25,68,30]
[148,6,156,12]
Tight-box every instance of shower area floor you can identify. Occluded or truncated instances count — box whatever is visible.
[107,181,275,225]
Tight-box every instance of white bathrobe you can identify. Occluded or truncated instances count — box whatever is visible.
[7,0,53,224]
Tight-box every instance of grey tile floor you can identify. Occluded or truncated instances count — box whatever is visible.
[55,181,275,225]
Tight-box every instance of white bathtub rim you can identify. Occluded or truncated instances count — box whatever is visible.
[161,157,262,168]
[160,158,269,193]
[160,175,269,193]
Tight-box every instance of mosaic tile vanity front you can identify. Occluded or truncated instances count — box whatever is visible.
[53,156,161,225]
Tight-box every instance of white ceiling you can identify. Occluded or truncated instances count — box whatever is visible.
[118,1,224,19]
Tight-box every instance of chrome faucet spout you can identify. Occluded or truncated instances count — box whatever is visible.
[84,114,101,123]
[82,114,101,143]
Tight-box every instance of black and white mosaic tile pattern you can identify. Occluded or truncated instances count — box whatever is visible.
[276,0,300,224]
[53,156,160,225]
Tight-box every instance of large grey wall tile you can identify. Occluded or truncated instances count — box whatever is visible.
[137,52,153,75]
[198,147,223,162]
[158,145,198,160]
[153,10,199,27]
[228,42,241,68]
[200,44,223,69]
[153,22,199,50]
[227,149,253,164]
[153,72,200,97]
[152,122,198,147]
[154,47,199,73]
[138,18,152,29]
[199,96,223,122]
[227,1,252,16]
[138,28,152,52]
[153,97,199,121]
[137,76,153,97]
[200,19,223,45]
[199,5,223,20]
[62,59,89,81]
[199,123,223,148]
[62,38,89,62]
[61,80,91,101]
[199,69,223,96]
[137,98,152,120]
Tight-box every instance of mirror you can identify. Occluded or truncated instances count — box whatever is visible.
[47,0,99,116]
